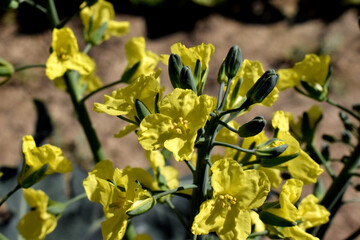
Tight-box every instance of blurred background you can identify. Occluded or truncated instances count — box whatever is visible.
[0,0,360,239]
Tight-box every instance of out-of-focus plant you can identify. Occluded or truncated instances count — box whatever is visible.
[0,0,359,240]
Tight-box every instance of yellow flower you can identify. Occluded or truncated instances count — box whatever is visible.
[80,0,129,44]
[18,135,72,188]
[83,160,151,240]
[138,88,216,161]
[17,188,57,240]
[288,105,323,142]
[191,158,270,240]
[124,37,160,83]
[53,63,103,94]
[46,27,95,80]
[160,42,215,92]
[272,111,323,184]
[266,179,330,240]
[225,59,279,110]
[93,71,163,137]
[145,150,179,190]
[277,54,331,91]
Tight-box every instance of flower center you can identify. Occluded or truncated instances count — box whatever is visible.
[219,194,237,211]
[171,117,190,134]
[58,47,70,60]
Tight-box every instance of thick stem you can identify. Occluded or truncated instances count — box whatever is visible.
[190,117,218,240]
[64,71,106,163]
[315,141,360,238]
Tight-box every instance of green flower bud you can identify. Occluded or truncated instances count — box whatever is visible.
[224,45,242,79]
[339,112,353,131]
[322,134,337,143]
[179,66,197,93]
[217,61,228,84]
[0,57,14,86]
[135,99,151,122]
[237,116,266,138]
[341,130,351,144]
[168,54,183,88]
[256,142,288,158]
[127,197,156,216]
[246,70,279,104]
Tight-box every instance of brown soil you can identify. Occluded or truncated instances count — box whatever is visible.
[0,3,359,240]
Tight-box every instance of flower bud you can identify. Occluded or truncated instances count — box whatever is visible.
[127,197,156,216]
[322,134,337,143]
[246,70,278,104]
[224,45,242,79]
[135,99,151,122]
[179,66,197,93]
[168,54,183,88]
[259,211,297,227]
[0,57,14,85]
[237,116,266,138]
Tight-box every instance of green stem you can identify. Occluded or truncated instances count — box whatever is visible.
[315,141,360,238]
[153,184,197,200]
[83,43,92,55]
[212,141,256,154]
[0,184,21,207]
[218,77,233,111]
[20,0,47,13]
[326,98,360,122]
[15,64,46,72]
[65,193,87,206]
[64,71,106,163]
[117,115,139,126]
[216,119,238,133]
[81,78,124,103]
[308,143,335,179]
[45,0,60,28]
[184,160,196,173]
[165,198,191,236]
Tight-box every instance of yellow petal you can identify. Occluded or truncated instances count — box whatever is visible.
[298,194,330,229]
[191,198,226,235]
[18,211,57,240]
[285,150,323,184]
[218,208,251,240]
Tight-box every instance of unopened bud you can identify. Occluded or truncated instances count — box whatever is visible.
[224,45,242,79]
[135,99,151,122]
[246,70,278,104]
[237,116,266,138]
[180,66,197,93]
[127,197,156,216]
[0,57,14,85]
[168,54,183,88]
